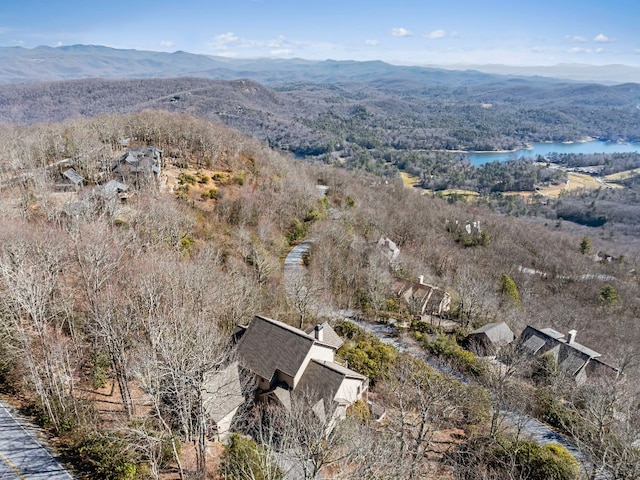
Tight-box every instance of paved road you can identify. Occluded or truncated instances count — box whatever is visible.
[283,241,603,477]
[0,401,73,479]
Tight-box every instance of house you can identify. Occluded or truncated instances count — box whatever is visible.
[98,180,129,201]
[112,147,162,186]
[202,361,244,441]
[61,168,85,188]
[517,326,620,385]
[464,321,515,357]
[377,237,400,262]
[393,275,452,317]
[235,315,368,421]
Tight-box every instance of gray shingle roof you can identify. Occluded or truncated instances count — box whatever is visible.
[202,361,244,423]
[62,168,85,185]
[236,315,315,381]
[295,360,349,410]
[518,325,614,382]
[470,322,514,345]
[304,322,344,350]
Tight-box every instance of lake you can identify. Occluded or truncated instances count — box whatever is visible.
[467,140,640,166]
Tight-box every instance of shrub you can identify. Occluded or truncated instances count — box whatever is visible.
[177,172,197,185]
[201,187,219,200]
[499,274,521,306]
[70,431,140,480]
[196,172,210,184]
[335,321,399,384]
[491,437,579,480]
[420,335,485,378]
[286,218,309,245]
[219,433,281,480]
[599,284,619,305]
[347,398,371,422]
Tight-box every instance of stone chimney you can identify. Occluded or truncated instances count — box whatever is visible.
[567,329,577,344]
[418,275,424,285]
[314,324,324,342]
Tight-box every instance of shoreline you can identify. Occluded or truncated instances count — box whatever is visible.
[429,144,532,155]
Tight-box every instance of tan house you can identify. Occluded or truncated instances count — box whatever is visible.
[393,275,452,317]
[235,315,368,421]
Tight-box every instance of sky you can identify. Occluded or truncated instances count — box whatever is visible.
[1,0,639,66]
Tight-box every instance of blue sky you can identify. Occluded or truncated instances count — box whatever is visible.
[1,0,639,66]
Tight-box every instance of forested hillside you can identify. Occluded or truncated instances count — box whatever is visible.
[0,111,639,478]
[1,76,639,157]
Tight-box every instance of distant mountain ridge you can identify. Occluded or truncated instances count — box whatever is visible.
[1,44,638,85]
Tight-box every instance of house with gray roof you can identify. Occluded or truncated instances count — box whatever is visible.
[464,321,515,357]
[517,326,620,385]
[236,315,368,420]
[202,361,244,441]
[112,147,162,186]
[61,168,85,188]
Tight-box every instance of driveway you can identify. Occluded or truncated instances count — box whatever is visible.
[0,401,73,479]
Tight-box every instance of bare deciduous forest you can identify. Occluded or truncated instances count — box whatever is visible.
[0,110,639,479]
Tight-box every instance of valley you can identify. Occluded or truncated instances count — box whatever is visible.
[1,45,640,480]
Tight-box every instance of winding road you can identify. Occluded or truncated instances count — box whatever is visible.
[283,239,601,477]
[0,401,73,479]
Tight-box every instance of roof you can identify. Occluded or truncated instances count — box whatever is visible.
[305,322,344,350]
[113,147,162,176]
[540,328,565,340]
[202,361,244,423]
[518,326,612,381]
[295,360,364,411]
[469,322,514,345]
[62,168,85,185]
[393,276,451,315]
[101,180,129,195]
[236,315,316,381]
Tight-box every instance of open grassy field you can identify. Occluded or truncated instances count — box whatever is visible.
[603,168,640,182]
[400,171,421,188]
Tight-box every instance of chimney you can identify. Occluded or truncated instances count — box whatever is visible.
[314,324,324,342]
[567,329,577,344]
[418,275,424,285]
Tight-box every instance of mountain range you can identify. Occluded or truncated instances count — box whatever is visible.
[1,44,639,85]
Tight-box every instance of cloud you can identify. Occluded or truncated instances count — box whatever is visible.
[269,49,293,56]
[595,48,604,54]
[424,29,446,39]
[594,33,611,43]
[213,32,242,47]
[635,49,640,55]
[565,35,587,43]
[365,39,380,46]
[206,32,312,57]
[390,27,412,37]
[160,40,174,48]
[568,47,592,54]
[450,31,459,38]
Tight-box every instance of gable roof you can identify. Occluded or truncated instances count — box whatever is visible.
[393,276,451,316]
[202,361,244,423]
[62,168,85,185]
[470,322,515,345]
[518,326,618,382]
[304,322,344,350]
[295,360,366,410]
[236,315,316,381]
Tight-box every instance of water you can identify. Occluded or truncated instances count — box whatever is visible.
[467,140,640,166]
